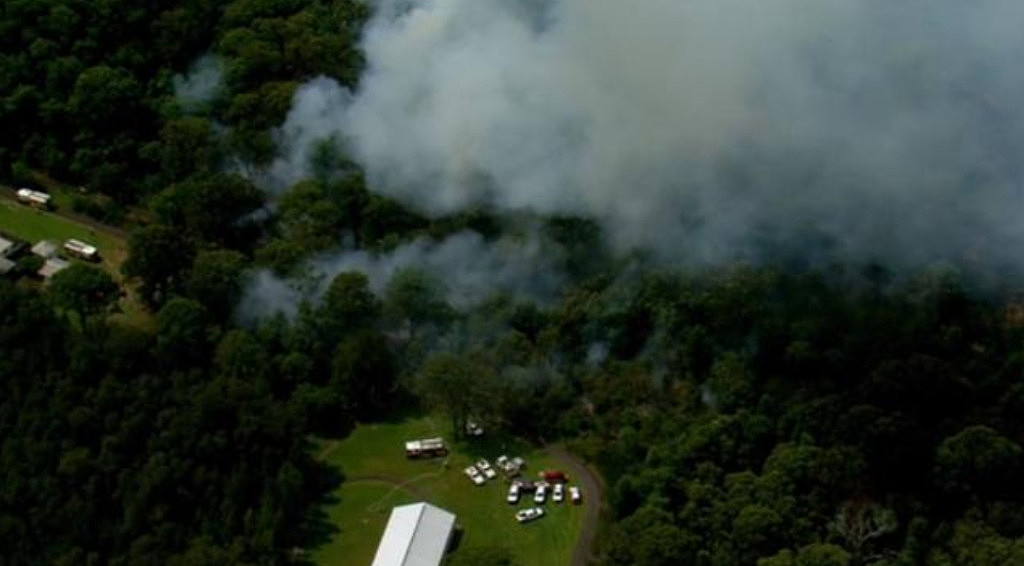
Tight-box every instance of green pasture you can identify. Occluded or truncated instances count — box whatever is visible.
[312,416,585,566]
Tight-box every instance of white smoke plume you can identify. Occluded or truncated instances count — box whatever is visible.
[173,54,225,110]
[238,231,565,321]
[263,0,1024,273]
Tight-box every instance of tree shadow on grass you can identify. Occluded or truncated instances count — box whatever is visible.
[447,526,466,554]
[367,394,426,425]
[455,429,538,462]
[299,460,345,560]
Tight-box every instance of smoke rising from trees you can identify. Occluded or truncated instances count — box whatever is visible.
[172,54,224,110]
[239,231,565,320]
[265,0,1024,273]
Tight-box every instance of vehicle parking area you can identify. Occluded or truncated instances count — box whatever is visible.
[461,454,584,525]
[314,417,587,566]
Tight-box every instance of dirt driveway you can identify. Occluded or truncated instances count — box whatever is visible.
[546,445,604,566]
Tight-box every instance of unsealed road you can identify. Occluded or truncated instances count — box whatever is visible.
[546,445,604,566]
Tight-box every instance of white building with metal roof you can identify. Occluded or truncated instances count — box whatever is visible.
[371,502,457,566]
[0,236,14,257]
[31,240,58,258]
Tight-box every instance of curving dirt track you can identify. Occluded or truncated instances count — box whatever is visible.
[546,445,604,566]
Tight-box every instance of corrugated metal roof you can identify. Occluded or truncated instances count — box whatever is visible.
[371,503,456,566]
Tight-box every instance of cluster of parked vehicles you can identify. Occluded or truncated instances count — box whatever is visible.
[456,451,583,524]
[507,477,582,506]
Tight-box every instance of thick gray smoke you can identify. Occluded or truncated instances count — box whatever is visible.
[238,231,564,321]
[265,0,1024,272]
[173,55,224,110]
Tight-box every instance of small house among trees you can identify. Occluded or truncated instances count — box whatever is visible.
[31,240,58,258]
[39,258,70,280]
[0,236,15,258]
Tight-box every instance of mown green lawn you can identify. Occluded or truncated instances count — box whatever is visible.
[317,481,421,566]
[0,199,155,329]
[0,199,126,270]
[312,416,586,566]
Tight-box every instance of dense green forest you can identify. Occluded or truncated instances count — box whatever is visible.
[0,0,366,209]
[4,1,1024,566]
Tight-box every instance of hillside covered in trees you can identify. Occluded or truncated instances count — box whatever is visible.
[4,1,1024,566]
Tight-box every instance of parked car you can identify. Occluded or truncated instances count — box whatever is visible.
[569,485,582,504]
[465,420,484,437]
[496,455,524,476]
[534,483,547,504]
[507,483,520,504]
[541,470,569,483]
[477,459,497,480]
[464,466,485,486]
[515,507,545,524]
[513,479,536,492]
[553,482,565,503]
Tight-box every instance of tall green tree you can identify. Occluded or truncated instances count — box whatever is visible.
[187,249,248,321]
[122,225,196,307]
[935,426,1022,501]
[332,330,396,419]
[152,173,263,248]
[48,263,119,317]
[156,297,209,368]
[321,271,380,334]
[384,267,452,333]
[417,353,495,438]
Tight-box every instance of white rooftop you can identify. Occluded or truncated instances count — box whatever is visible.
[31,240,58,258]
[0,237,13,257]
[39,257,70,279]
[65,239,98,255]
[371,503,456,566]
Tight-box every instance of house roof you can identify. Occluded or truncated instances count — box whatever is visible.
[31,240,58,258]
[0,257,15,275]
[371,503,457,566]
[0,237,13,257]
[38,257,70,279]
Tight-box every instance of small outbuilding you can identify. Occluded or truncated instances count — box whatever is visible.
[0,257,15,276]
[0,236,14,258]
[371,502,457,566]
[31,240,58,259]
[38,257,70,280]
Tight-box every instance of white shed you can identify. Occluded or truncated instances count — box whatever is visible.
[371,503,457,566]
[31,240,58,258]
[0,236,14,257]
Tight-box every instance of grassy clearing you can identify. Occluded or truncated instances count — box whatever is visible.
[312,416,586,566]
[0,199,154,329]
[0,199,125,269]
[319,481,421,565]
